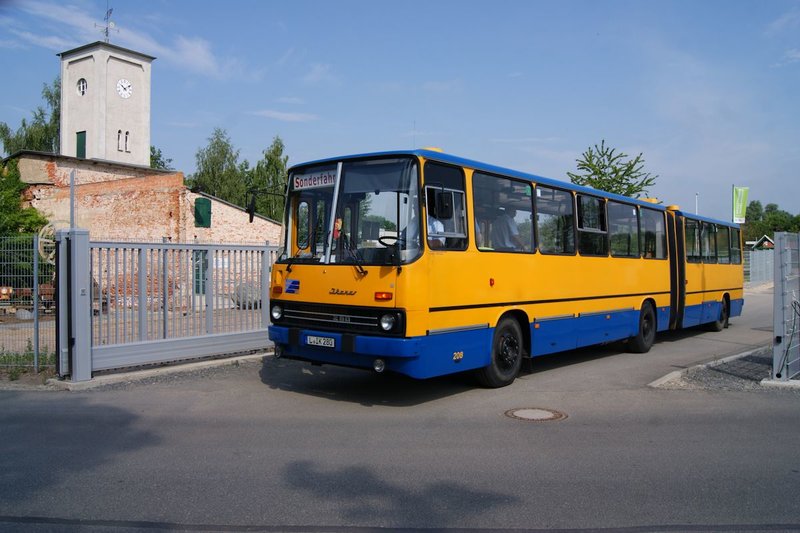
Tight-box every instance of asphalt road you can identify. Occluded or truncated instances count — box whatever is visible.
[2,285,799,532]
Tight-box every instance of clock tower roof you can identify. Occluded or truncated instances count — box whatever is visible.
[58,41,156,62]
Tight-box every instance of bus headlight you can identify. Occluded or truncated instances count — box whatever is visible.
[271,304,283,321]
[379,314,396,331]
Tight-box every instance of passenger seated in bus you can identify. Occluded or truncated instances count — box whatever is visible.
[428,214,445,249]
[491,207,524,251]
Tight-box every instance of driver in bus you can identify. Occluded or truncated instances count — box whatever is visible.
[491,206,524,251]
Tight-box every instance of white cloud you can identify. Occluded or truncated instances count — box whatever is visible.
[766,8,800,35]
[277,47,295,67]
[9,0,252,80]
[776,48,800,66]
[303,63,336,84]
[173,36,219,72]
[7,29,75,50]
[252,109,318,122]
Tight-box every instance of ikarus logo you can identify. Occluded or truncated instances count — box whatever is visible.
[285,279,300,294]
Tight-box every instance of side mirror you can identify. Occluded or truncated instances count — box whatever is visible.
[435,191,453,220]
[247,193,256,223]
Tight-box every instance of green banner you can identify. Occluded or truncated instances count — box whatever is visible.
[732,186,749,223]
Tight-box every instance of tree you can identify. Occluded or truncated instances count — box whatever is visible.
[763,204,794,233]
[188,128,247,206]
[0,78,60,156]
[567,140,657,198]
[150,145,174,170]
[248,136,288,221]
[745,200,763,224]
[0,160,48,234]
[742,200,799,241]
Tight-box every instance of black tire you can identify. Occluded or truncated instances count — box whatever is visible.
[628,302,656,353]
[706,298,729,332]
[476,317,524,388]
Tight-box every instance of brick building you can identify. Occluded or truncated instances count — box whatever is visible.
[12,150,281,245]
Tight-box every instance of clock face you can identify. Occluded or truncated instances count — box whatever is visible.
[116,78,132,99]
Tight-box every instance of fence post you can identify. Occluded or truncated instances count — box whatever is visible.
[69,229,92,382]
[161,239,168,339]
[205,248,214,334]
[261,242,270,328]
[138,247,147,341]
[772,232,800,381]
[55,230,69,377]
[32,233,40,372]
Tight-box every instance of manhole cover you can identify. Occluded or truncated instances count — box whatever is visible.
[505,408,567,422]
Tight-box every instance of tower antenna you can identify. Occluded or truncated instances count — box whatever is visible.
[95,2,119,43]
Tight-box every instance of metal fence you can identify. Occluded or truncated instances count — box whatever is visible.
[91,241,271,345]
[2,231,280,379]
[56,231,279,380]
[772,232,800,381]
[744,249,774,284]
[0,234,56,372]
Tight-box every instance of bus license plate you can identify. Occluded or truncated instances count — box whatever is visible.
[307,335,335,348]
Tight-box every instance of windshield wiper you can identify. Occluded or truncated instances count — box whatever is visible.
[341,236,367,276]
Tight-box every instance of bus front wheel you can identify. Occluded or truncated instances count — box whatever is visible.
[706,298,729,332]
[476,317,523,388]
[628,302,656,353]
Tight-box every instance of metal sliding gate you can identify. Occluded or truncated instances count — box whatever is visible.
[773,232,800,381]
[56,229,278,382]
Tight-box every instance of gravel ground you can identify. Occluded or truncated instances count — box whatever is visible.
[656,346,800,393]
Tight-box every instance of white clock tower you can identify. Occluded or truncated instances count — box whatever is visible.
[59,42,155,167]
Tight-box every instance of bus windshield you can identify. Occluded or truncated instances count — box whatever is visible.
[282,157,421,266]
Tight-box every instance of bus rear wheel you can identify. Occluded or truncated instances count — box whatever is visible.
[628,302,656,353]
[476,317,523,388]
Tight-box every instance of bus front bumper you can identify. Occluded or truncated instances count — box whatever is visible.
[268,325,491,379]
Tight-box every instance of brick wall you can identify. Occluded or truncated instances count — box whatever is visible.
[13,151,281,245]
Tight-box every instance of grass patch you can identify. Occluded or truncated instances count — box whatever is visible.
[0,338,56,381]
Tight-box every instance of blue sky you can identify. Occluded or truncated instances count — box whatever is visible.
[2,0,799,221]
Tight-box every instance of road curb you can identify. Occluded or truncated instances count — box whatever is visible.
[44,352,271,391]
[647,345,772,389]
[760,378,800,389]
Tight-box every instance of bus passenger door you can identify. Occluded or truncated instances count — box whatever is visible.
[668,212,685,329]
[682,217,704,327]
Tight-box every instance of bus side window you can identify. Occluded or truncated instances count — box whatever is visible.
[577,194,608,256]
[424,162,467,251]
[536,186,575,254]
[730,228,742,264]
[472,171,534,253]
[641,208,667,259]
[684,218,702,263]
[608,202,640,258]
[716,225,731,264]
[702,222,717,263]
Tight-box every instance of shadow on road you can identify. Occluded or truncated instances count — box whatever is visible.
[258,324,755,404]
[0,392,160,504]
[259,356,478,407]
[285,460,518,527]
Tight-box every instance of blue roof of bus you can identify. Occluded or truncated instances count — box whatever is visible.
[289,149,739,228]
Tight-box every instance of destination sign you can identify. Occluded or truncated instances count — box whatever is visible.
[293,170,336,190]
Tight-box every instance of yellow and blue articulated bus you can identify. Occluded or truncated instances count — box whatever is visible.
[264,149,744,387]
